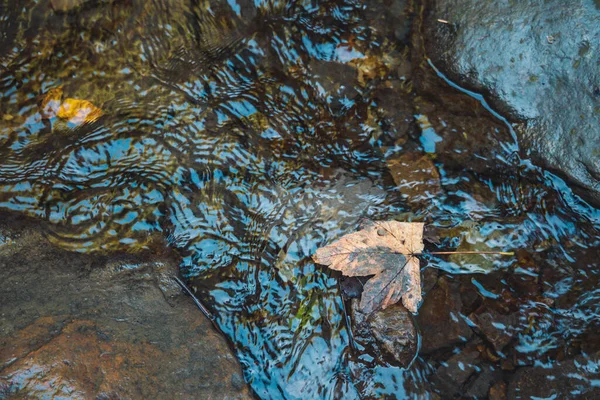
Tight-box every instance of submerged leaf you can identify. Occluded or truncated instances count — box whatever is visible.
[40,86,64,119]
[40,87,103,126]
[57,98,103,125]
[313,221,423,314]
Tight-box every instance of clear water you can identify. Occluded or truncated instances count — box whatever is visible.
[1,0,599,398]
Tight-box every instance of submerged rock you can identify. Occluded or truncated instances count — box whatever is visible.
[465,364,503,399]
[508,352,600,399]
[350,301,418,367]
[433,344,480,390]
[366,304,418,366]
[425,0,600,203]
[0,213,251,399]
[417,276,473,353]
[489,381,508,400]
[469,307,518,353]
[386,151,442,203]
[430,340,496,397]
[50,0,86,12]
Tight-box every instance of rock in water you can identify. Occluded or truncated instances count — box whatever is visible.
[350,301,418,367]
[366,304,418,366]
[0,213,251,400]
[417,276,473,353]
[507,352,600,399]
[425,0,600,204]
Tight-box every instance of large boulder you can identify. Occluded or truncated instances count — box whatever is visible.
[424,0,600,203]
[0,213,251,399]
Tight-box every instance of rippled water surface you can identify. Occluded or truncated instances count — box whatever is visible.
[1,0,599,398]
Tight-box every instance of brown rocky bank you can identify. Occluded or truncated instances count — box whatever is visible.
[0,213,251,399]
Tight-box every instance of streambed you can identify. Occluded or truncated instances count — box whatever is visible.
[0,0,599,398]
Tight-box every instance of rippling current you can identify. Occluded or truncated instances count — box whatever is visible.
[1,0,599,398]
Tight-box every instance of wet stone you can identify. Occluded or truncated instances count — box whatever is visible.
[465,364,503,399]
[459,280,482,316]
[51,0,112,12]
[0,215,251,400]
[506,252,541,297]
[408,81,513,176]
[308,59,361,114]
[421,266,439,295]
[373,87,416,142]
[366,304,418,367]
[386,151,442,203]
[469,306,518,353]
[489,380,508,400]
[508,352,600,399]
[364,0,411,42]
[350,301,418,368]
[417,276,473,354]
[51,0,86,11]
[431,341,481,395]
[340,276,364,299]
[425,0,600,204]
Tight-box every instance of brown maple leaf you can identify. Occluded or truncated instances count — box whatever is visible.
[313,221,423,314]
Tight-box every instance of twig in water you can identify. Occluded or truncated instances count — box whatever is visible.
[172,276,216,321]
[422,251,514,256]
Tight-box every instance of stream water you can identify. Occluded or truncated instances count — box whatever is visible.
[1,0,599,398]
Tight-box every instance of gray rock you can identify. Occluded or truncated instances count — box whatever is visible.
[466,364,502,399]
[425,0,600,203]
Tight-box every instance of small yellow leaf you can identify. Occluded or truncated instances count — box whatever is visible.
[40,86,64,119]
[40,87,103,125]
[349,56,389,86]
[57,98,103,125]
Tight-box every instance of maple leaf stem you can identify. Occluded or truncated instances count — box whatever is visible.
[417,251,515,256]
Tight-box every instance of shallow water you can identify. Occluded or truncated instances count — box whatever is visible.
[1,0,599,398]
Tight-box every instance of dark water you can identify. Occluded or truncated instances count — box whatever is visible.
[1,0,599,398]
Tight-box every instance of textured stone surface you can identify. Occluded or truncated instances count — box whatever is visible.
[417,276,473,353]
[50,0,115,12]
[469,308,518,352]
[431,341,481,395]
[508,352,600,399]
[0,213,251,399]
[350,300,418,368]
[366,303,418,367]
[425,0,600,204]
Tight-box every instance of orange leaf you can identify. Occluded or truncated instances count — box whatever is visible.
[57,98,103,125]
[40,86,64,119]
